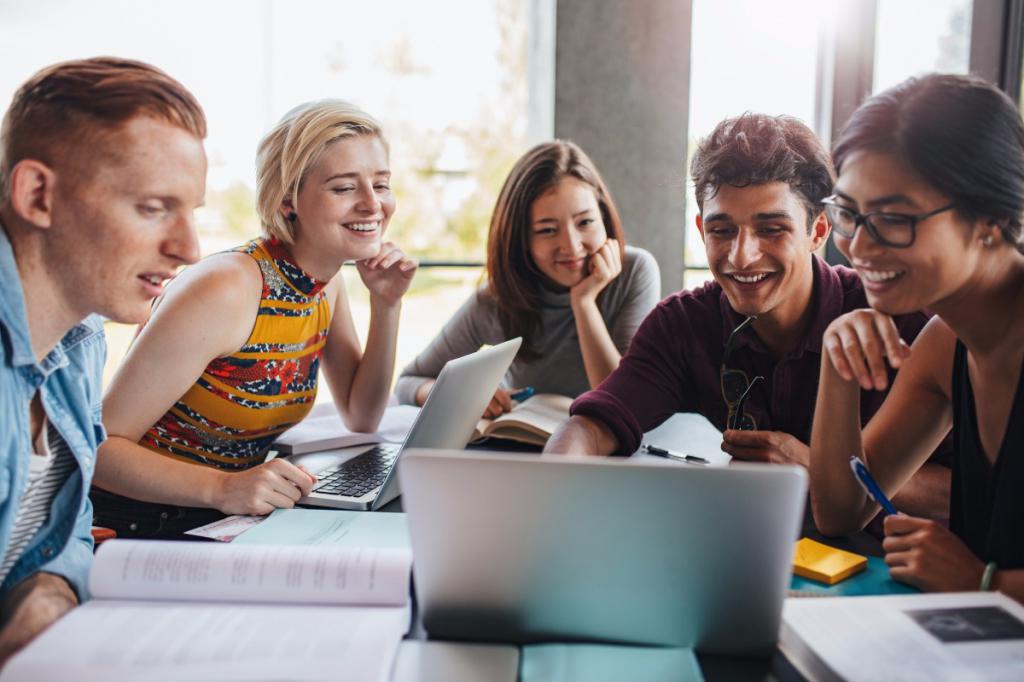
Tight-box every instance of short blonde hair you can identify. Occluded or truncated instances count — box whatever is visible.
[256,99,386,243]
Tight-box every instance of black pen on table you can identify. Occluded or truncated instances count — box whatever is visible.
[643,444,709,465]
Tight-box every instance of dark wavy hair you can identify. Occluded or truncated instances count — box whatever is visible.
[690,112,835,231]
[485,140,625,359]
[833,73,1024,254]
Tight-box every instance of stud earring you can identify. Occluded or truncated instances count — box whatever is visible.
[287,212,297,222]
[982,235,994,247]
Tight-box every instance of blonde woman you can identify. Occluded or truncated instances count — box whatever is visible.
[92,100,417,537]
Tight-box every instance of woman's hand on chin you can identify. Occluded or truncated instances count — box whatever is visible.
[356,241,418,306]
[822,308,911,391]
[570,238,622,305]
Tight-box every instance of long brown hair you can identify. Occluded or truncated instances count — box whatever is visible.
[485,140,626,359]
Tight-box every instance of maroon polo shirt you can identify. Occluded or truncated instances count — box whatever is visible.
[572,255,941,457]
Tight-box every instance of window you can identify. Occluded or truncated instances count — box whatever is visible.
[873,0,973,93]
[686,0,827,289]
[0,0,528,388]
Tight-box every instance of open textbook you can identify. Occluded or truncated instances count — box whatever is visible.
[2,539,413,682]
[470,393,573,446]
[274,402,420,455]
[780,591,1024,681]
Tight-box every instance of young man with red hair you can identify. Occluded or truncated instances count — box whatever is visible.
[0,57,206,664]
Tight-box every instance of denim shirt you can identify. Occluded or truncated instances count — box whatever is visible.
[0,229,105,601]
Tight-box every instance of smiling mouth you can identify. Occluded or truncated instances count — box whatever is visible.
[344,221,380,233]
[859,268,905,283]
[728,272,772,284]
[139,272,173,286]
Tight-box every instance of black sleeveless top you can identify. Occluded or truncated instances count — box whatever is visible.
[950,341,1024,568]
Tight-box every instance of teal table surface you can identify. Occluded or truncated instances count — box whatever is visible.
[789,555,919,596]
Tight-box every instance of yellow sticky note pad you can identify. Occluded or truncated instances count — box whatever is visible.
[792,538,867,585]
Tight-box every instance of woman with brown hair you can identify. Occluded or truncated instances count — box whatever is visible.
[396,140,660,417]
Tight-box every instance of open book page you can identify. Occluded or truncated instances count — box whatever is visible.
[639,412,730,466]
[781,592,1024,682]
[473,393,572,445]
[89,540,412,606]
[274,404,420,455]
[1,600,408,682]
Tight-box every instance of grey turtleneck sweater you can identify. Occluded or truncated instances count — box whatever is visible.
[395,245,661,403]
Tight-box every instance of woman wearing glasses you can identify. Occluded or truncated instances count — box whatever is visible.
[395,141,660,417]
[810,74,1024,602]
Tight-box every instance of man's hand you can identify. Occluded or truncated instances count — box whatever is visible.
[721,429,809,467]
[0,572,78,668]
[882,515,985,592]
[212,459,317,515]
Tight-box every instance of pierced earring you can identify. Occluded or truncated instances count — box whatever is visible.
[982,235,994,247]
[287,212,297,223]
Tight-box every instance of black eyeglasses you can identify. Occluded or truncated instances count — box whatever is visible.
[821,195,957,248]
[720,315,764,431]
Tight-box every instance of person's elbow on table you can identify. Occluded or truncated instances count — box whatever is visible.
[544,415,618,456]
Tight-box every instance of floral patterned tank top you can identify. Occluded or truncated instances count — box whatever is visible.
[141,238,330,470]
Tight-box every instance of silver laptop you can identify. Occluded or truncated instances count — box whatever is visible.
[400,450,807,654]
[292,338,521,511]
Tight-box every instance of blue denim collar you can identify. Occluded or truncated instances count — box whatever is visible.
[0,223,69,374]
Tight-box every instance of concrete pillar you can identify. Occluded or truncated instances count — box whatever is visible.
[553,0,692,295]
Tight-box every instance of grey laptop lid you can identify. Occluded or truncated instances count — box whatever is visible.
[368,337,522,509]
[399,450,807,654]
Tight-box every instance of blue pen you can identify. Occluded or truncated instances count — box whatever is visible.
[849,456,898,515]
[509,386,535,402]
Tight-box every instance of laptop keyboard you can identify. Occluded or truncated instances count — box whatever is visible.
[311,444,399,498]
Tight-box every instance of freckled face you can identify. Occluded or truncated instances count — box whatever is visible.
[50,116,205,323]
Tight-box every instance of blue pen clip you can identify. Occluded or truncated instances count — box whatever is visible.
[849,456,898,516]
[509,386,535,402]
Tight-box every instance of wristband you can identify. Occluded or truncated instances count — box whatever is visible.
[980,561,998,591]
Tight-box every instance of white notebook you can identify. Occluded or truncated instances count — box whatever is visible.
[3,540,413,682]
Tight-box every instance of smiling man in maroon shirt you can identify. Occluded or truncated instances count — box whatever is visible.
[545,113,950,519]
